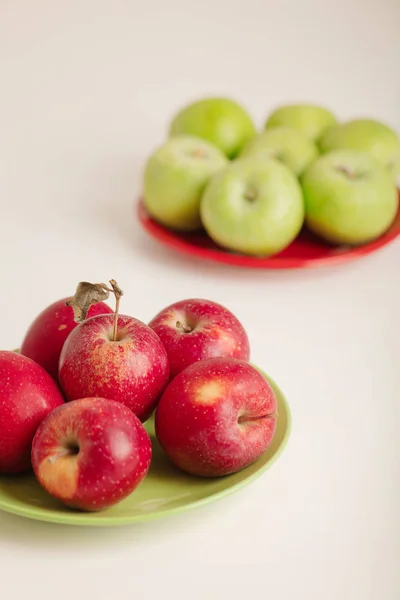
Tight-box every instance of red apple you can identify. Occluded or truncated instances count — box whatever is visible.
[31,397,151,511]
[20,298,113,379]
[149,298,250,379]
[155,357,277,477]
[0,351,65,474]
[59,314,169,421]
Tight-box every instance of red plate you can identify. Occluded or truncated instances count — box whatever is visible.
[137,194,400,269]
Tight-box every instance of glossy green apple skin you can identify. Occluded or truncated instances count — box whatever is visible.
[169,98,256,159]
[301,150,398,245]
[265,104,337,142]
[200,159,304,257]
[319,119,400,181]
[239,127,319,176]
[143,136,228,231]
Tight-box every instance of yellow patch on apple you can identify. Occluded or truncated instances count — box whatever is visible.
[38,454,79,500]
[195,380,224,405]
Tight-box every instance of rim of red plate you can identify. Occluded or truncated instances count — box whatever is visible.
[136,195,400,270]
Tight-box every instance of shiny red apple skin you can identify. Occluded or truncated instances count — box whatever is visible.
[20,298,113,379]
[155,357,277,477]
[31,397,152,511]
[0,351,65,474]
[59,314,169,422]
[149,298,250,379]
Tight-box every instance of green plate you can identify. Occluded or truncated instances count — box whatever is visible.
[0,371,291,526]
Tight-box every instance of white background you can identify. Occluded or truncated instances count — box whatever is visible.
[0,1,399,599]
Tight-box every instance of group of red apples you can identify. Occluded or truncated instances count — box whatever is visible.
[0,280,277,512]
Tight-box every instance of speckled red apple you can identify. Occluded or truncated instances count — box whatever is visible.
[59,314,169,421]
[31,397,151,511]
[20,298,113,379]
[0,351,65,474]
[155,357,277,477]
[149,298,250,379]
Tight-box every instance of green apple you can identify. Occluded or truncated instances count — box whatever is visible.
[200,158,304,256]
[239,127,319,176]
[301,149,398,245]
[319,118,400,181]
[169,97,256,159]
[143,135,228,231]
[265,104,337,142]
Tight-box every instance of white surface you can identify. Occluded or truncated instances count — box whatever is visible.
[0,1,399,599]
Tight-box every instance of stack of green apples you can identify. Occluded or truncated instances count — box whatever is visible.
[142,98,400,256]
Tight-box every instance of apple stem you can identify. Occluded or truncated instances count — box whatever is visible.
[47,448,78,463]
[176,320,192,334]
[190,148,207,159]
[244,186,258,202]
[336,165,357,179]
[109,279,123,342]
